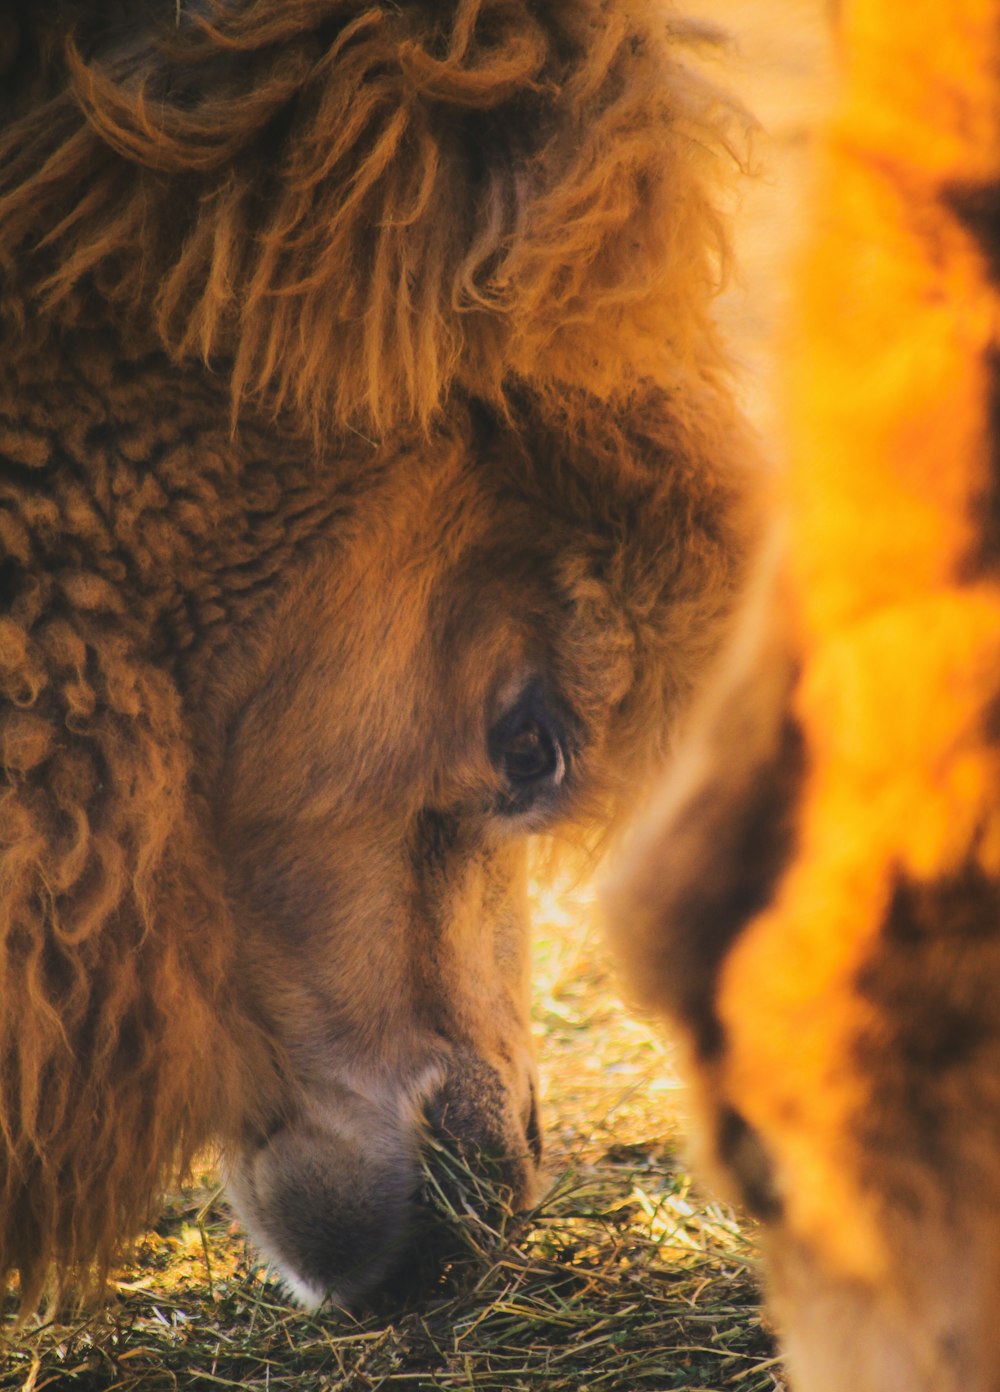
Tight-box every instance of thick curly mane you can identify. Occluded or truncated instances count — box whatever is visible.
[0,0,744,437]
[0,609,256,1304]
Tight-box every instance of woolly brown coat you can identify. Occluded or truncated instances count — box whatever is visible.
[0,0,755,1306]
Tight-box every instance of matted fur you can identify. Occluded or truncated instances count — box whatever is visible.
[0,0,743,437]
[0,0,757,1308]
[609,1,1000,1388]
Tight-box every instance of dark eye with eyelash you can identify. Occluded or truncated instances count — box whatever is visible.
[488,683,569,817]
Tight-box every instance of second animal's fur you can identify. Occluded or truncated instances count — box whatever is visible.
[609,1,1000,1388]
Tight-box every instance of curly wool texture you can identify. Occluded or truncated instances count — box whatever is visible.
[0,0,745,437]
[0,356,287,1306]
[0,636,226,1300]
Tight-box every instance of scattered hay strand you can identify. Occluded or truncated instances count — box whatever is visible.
[1,1156,780,1391]
[1,885,784,1392]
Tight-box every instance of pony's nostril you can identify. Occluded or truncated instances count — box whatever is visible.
[421,1057,539,1207]
[524,1084,542,1165]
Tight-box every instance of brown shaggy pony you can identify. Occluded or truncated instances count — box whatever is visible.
[0,0,756,1308]
[609,0,1000,1388]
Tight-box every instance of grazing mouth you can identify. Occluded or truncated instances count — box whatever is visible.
[371,1120,541,1309]
[225,1064,541,1309]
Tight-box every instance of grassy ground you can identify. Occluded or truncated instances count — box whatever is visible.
[1,885,784,1392]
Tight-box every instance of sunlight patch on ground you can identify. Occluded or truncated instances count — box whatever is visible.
[530,873,689,1163]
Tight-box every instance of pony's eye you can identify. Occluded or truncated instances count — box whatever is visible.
[495,717,564,786]
[488,685,568,814]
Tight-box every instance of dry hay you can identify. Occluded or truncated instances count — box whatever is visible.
[1,886,784,1392]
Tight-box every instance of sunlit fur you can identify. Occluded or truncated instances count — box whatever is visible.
[609,1,1000,1388]
[0,1,757,1308]
[0,0,742,439]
